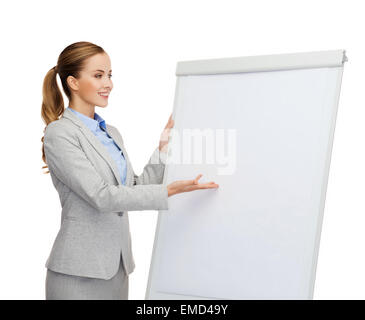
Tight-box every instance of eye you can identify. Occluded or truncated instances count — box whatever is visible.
[95,74,112,78]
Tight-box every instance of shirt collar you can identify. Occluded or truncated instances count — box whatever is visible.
[68,107,106,132]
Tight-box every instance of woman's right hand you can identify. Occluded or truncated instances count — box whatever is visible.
[167,174,219,197]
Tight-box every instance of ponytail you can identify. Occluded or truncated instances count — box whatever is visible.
[40,66,65,174]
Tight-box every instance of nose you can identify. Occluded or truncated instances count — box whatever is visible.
[102,83,112,92]
[103,77,113,89]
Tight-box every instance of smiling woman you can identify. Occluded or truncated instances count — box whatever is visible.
[40,41,218,300]
[41,41,137,300]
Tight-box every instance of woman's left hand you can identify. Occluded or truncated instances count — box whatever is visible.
[159,113,174,153]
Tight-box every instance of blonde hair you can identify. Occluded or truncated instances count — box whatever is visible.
[41,41,105,173]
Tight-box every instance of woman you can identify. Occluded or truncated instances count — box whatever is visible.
[40,41,219,300]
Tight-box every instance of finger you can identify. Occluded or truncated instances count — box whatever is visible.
[194,174,203,184]
[167,118,174,129]
[184,183,219,192]
[198,184,219,189]
[165,122,174,131]
[200,181,219,187]
[165,114,173,127]
[160,127,172,142]
[197,181,216,186]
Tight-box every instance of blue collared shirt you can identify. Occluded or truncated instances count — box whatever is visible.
[68,107,127,185]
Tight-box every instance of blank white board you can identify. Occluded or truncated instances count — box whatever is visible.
[146,50,347,300]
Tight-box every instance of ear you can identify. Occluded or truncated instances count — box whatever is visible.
[66,75,79,91]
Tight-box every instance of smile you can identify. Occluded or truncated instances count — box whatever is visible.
[98,93,109,98]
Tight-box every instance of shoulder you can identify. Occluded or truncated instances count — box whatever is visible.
[106,123,118,133]
[106,123,117,131]
[44,118,79,144]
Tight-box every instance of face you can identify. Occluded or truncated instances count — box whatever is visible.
[67,53,113,109]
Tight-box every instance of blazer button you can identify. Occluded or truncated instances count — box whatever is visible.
[118,212,124,217]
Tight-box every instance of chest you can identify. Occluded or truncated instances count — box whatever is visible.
[77,129,133,187]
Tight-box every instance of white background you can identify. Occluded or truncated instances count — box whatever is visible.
[0,0,363,299]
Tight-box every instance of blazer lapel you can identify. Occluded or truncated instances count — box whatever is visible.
[61,108,123,186]
[104,124,133,185]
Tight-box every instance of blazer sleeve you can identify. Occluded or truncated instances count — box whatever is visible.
[132,146,167,186]
[44,123,169,214]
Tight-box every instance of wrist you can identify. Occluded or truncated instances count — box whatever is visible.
[167,186,175,197]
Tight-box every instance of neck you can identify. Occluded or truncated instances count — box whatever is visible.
[69,98,95,119]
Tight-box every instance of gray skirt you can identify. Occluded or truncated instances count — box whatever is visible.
[45,257,129,300]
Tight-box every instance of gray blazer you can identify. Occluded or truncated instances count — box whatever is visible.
[43,107,169,280]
